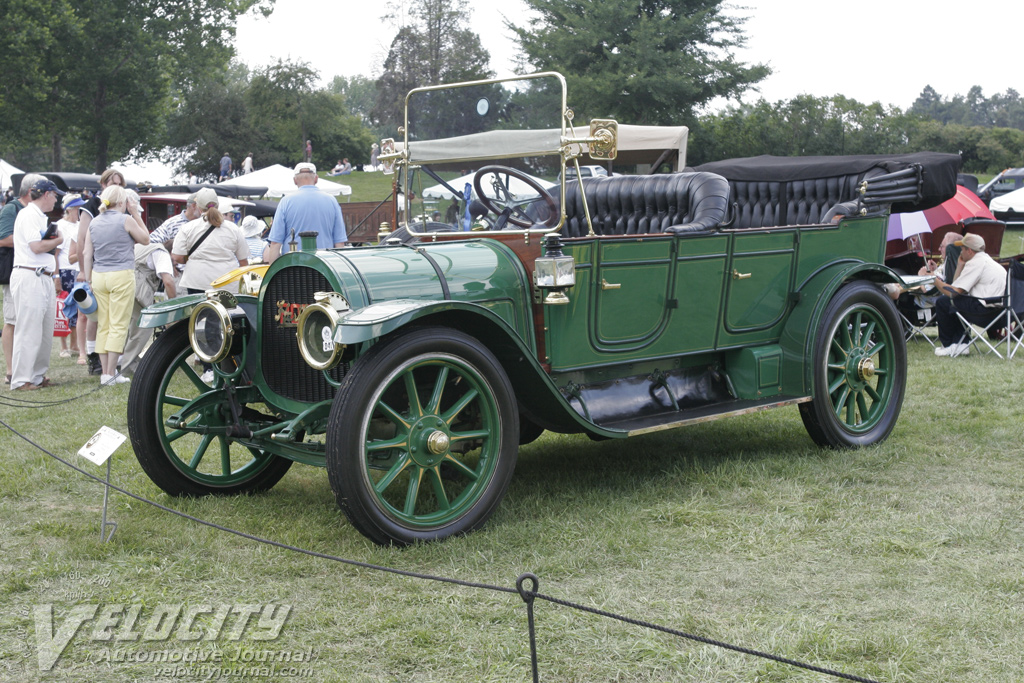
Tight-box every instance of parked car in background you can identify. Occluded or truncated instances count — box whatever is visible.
[558,164,609,182]
[990,185,1024,226]
[126,72,959,546]
[977,168,1024,204]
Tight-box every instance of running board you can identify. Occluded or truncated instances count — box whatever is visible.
[599,396,811,436]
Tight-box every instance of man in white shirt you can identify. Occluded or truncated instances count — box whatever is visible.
[9,178,65,390]
[933,232,1008,357]
[0,172,44,382]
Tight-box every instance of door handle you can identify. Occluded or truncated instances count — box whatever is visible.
[601,279,621,290]
[732,269,752,280]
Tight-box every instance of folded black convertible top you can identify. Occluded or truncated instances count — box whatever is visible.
[695,152,961,213]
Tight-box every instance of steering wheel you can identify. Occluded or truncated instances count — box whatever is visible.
[473,165,559,228]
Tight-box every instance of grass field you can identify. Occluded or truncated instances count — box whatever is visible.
[326,170,395,204]
[2,266,1024,682]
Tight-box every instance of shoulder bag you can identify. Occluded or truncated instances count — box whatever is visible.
[0,246,13,285]
[187,223,217,258]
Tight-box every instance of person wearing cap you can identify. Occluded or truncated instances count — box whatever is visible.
[0,173,45,383]
[263,163,347,264]
[171,187,249,294]
[8,178,65,389]
[56,194,89,361]
[81,185,150,385]
[932,232,1008,357]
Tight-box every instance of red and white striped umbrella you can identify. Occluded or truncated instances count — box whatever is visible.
[888,185,994,241]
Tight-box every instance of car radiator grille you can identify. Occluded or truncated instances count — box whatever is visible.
[261,266,347,403]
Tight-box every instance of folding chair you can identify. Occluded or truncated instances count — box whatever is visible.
[954,260,1024,359]
[897,300,936,346]
[895,274,938,347]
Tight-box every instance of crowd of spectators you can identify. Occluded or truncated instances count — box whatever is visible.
[1,156,351,390]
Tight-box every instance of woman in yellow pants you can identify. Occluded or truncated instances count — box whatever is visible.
[81,185,150,385]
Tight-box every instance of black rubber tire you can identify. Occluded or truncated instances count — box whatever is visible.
[799,281,907,449]
[127,322,292,496]
[325,326,519,546]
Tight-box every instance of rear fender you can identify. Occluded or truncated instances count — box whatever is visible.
[336,300,623,438]
[779,262,902,396]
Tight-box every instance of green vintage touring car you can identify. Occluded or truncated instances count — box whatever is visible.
[127,73,959,545]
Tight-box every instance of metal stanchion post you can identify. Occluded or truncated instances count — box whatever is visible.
[100,457,117,542]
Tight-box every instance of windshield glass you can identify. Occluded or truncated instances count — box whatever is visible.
[396,73,568,234]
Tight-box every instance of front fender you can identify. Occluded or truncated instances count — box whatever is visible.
[332,299,473,345]
[779,261,902,396]
[137,293,260,328]
[334,299,625,439]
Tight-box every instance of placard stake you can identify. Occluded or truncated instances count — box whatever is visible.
[100,457,117,542]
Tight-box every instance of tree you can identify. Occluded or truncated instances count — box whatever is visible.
[329,75,377,125]
[0,0,83,169]
[509,0,770,127]
[246,60,376,169]
[372,0,493,133]
[0,0,274,172]
[689,94,916,165]
[163,63,265,180]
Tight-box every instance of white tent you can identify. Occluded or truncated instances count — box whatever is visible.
[1,159,24,192]
[218,164,351,198]
[422,171,555,201]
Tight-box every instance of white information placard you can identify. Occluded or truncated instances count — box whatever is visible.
[78,426,127,466]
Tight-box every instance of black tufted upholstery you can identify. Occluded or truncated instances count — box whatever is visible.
[729,180,782,229]
[724,169,885,229]
[562,172,730,238]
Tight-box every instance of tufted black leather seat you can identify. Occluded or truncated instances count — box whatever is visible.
[562,172,730,238]
[724,172,867,229]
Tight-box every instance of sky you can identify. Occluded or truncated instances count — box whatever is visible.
[123,0,1023,183]
[234,0,1024,110]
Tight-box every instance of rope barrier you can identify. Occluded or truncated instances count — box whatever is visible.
[0,416,885,683]
[0,371,123,409]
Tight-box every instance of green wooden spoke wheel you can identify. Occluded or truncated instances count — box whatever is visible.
[800,281,906,449]
[127,323,291,496]
[327,326,519,546]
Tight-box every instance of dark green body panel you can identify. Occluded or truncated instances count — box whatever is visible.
[545,215,888,378]
[332,240,537,346]
[138,215,896,438]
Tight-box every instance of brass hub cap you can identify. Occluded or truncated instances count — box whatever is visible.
[857,357,875,381]
[409,417,451,467]
[427,431,450,455]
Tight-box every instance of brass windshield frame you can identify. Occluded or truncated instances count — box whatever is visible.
[392,72,571,237]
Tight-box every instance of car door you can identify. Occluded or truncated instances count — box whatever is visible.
[719,229,797,346]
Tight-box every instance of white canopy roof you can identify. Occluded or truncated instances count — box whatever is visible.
[422,171,555,200]
[402,124,688,171]
[990,186,1024,213]
[217,164,351,198]
[1,158,24,191]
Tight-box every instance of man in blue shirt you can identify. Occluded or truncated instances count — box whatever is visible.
[264,163,347,263]
[219,153,232,181]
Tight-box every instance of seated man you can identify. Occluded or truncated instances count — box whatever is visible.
[932,233,1007,357]
[328,158,352,176]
